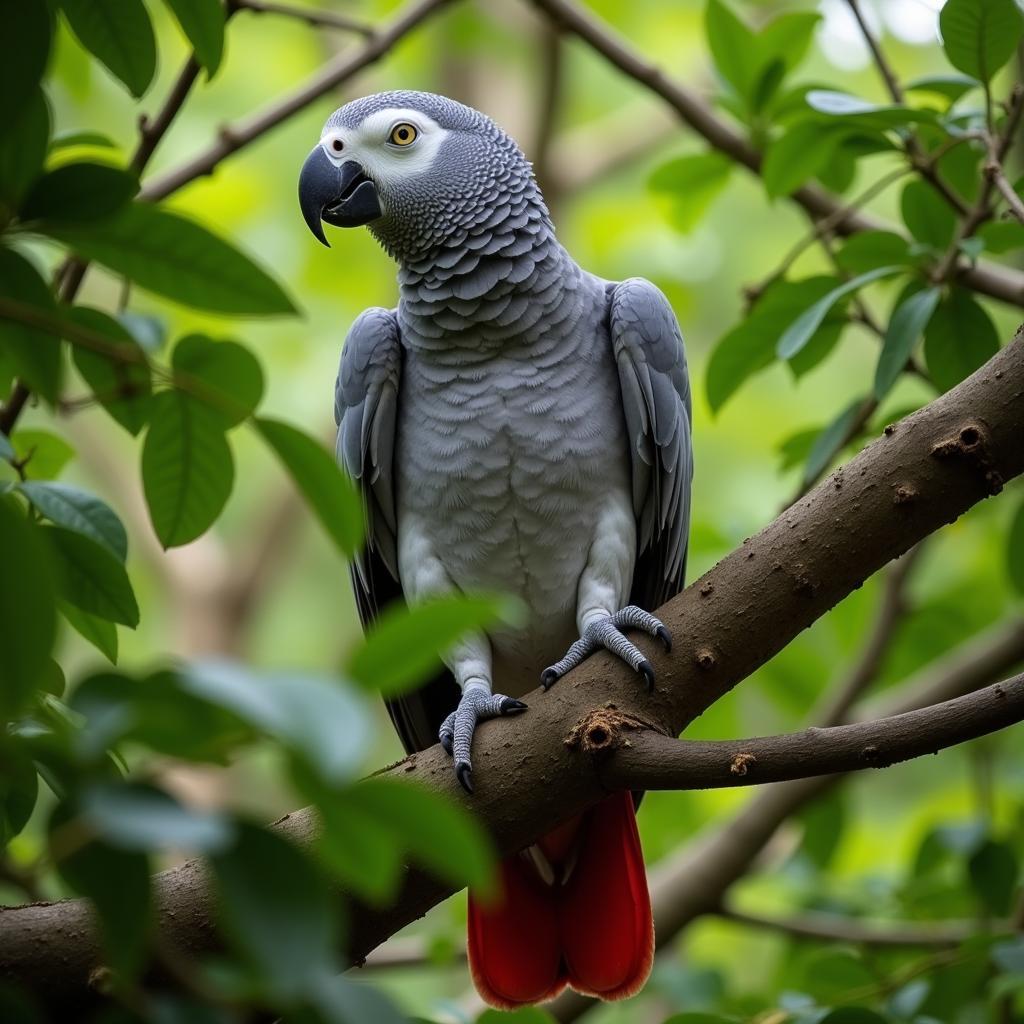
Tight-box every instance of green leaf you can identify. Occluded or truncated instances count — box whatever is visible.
[255,417,364,558]
[142,390,234,548]
[43,204,298,316]
[757,12,820,83]
[901,180,957,250]
[806,90,939,128]
[978,220,1024,254]
[18,481,127,561]
[707,277,848,413]
[60,602,118,663]
[0,432,13,463]
[993,937,1024,973]
[21,161,137,223]
[776,266,903,360]
[797,790,846,869]
[0,0,51,123]
[49,130,117,152]
[647,152,732,233]
[0,89,50,208]
[1008,498,1024,596]
[171,334,264,427]
[80,782,234,853]
[836,230,914,274]
[939,0,1024,83]
[924,287,1000,393]
[44,525,139,627]
[59,0,157,98]
[819,1011,889,1024]
[705,0,756,102]
[50,801,151,977]
[211,823,339,999]
[0,745,38,847]
[308,975,409,1024]
[804,398,866,485]
[0,498,56,715]
[68,307,152,436]
[349,778,496,896]
[163,0,225,76]
[968,838,1019,915]
[763,122,848,199]
[181,662,372,783]
[348,594,519,697]
[874,286,940,400]
[9,429,74,480]
[0,248,61,402]
[904,73,981,105]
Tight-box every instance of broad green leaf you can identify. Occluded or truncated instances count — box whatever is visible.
[18,481,127,561]
[803,397,866,485]
[59,0,156,98]
[349,778,496,896]
[648,152,732,233]
[255,417,364,557]
[119,312,166,352]
[968,838,1018,915]
[44,525,139,627]
[707,277,848,413]
[798,949,875,1005]
[50,802,151,977]
[211,823,339,999]
[1008,498,1024,596]
[348,594,519,697]
[9,429,74,480]
[68,307,152,436]
[806,90,939,128]
[44,204,297,316]
[21,161,137,223]
[777,428,819,474]
[308,975,409,1024]
[705,0,756,102]
[874,286,940,400]
[80,782,233,853]
[60,602,118,663]
[836,230,913,274]
[776,266,902,360]
[978,221,1024,254]
[163,0,225,76]
[171,334,264,427]
[0,0,50,122]
[757,12,820,81]
[0,89,49,208]
[0,498,56,715]
[939,0,1024,83]
[181,661,372,783]
[0,745,38,847]
[50,130,117,152]
[0,248,61,402]
[904,74,980,105]
[142,390,234,548]
[762,122,847,199]
[797,790,846,869]
[901,180,957,250]
[924,287,999,393]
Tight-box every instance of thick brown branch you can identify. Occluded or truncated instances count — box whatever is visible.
[599,674,1024,790]
[528,0,1024,308]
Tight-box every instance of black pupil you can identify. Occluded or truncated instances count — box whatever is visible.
[331,139,343,152]
[397,128,409,141]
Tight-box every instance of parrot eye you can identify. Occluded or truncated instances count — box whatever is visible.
[388,123,418,147]
[328,137,344,154]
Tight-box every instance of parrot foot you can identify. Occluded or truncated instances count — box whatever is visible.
[439,686,528,794]
[541,606,671,693]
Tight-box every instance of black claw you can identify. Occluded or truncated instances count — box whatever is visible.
[455,761,474,794]
[656,625,672,653]
[638,659,656,693]
[541,668,559,691]
[440,734,453,756]
[500,697,528,714]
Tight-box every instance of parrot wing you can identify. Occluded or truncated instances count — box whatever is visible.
[335,307,460,753]
[608,278,694,611]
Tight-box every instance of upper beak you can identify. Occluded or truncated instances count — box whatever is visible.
[298,146,381,247]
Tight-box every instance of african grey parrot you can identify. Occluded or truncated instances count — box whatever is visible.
[299,91,692,1007]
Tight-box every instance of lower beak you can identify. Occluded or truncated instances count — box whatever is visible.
[298,147,381,247]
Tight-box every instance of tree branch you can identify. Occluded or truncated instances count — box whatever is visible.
[227,0,374,36]
[528,0,1024,309]
[2,329,1023,1012]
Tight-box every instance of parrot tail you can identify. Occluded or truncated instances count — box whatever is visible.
[467,790,653,1008]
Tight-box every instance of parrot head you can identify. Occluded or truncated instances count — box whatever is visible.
[298,90,536,259]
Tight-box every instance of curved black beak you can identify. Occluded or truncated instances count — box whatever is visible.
[298,147,381,247]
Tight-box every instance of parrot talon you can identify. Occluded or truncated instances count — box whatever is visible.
[455,762,474,794]
[656,625,672,653]
[541,668,559,690]
[500,697,529,714]
[639,659,656,693]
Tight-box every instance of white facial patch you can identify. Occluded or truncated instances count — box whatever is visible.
[319,108,448,192]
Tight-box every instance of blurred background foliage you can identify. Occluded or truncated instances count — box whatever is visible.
[2,0,1024,1022]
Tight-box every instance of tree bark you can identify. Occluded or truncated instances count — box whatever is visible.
[2,332,1023,1012]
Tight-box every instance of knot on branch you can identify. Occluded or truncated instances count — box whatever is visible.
[565,705,654,756]
[931,422,1003,494]
[694,647,718,671]
[893,483,918,505]
[729,752,756,776]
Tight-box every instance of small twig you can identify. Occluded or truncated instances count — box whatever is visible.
[989,160,1024,224]
[228,0,374,36]
[531,21,564,210]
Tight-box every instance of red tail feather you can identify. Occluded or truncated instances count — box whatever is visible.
[467,791,653,1008]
